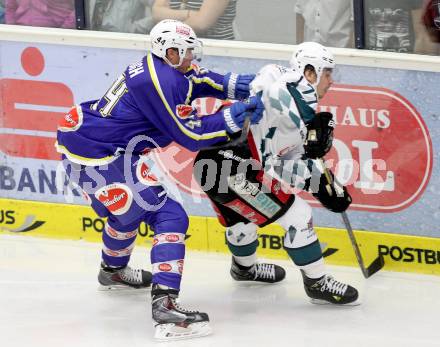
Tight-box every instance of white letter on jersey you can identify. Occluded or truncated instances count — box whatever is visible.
[128,61,144,79]
[99,74,128,117]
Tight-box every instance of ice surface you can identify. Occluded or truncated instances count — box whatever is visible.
[0,234,439,347]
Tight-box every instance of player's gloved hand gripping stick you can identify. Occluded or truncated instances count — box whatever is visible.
[319,159,385,278]
[222,95,264,134]
[206,96,263,150]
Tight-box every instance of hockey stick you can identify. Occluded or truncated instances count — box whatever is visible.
[340,211,384,278]
[320,160,384,278]
[231,115,251,146]
[204,115,251,150]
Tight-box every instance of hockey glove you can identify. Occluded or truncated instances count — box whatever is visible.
[308,168,352,213]
[223,73,256,100]
[223,96,264,133]
[248,94,265,122]
[304,112,335,159]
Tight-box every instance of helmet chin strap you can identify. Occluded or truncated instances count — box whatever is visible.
[314,71,323,89]
[304,69,320,89]
[163,48,186,69]
[163,56,180,68]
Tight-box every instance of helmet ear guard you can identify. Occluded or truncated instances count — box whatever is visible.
[150,19,203,68]
[290,42,335,87]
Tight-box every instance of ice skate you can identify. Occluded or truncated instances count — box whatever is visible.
[152,284,212,341]
[98,262,152,290]
[230,257,286,283]
[302,271,359,305]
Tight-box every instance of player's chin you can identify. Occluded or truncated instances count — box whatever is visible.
[180,62,191,72]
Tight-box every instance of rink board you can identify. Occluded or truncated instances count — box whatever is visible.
[1,198,439,276]
[0,35,439,239]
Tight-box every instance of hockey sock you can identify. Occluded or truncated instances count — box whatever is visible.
[300,258,326,280]
[101,219,140,268]
[150,231,186,290]
[144,197,189,291]
[283,224,325,277]
[226,222,258,267]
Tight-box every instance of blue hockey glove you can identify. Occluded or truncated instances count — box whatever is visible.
[248,94,264,124]
[223,96,264,134]
[223,73,256,100]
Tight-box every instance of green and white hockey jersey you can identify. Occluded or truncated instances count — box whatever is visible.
[249,64,323,190]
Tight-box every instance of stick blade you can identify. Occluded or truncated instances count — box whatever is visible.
[365,255,385,278]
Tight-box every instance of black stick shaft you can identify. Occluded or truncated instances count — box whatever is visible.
[341,211,369,278]
[320,160,369,278]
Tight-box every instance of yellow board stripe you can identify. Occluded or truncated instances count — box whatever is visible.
[147,53,226,141]
[1,198,440,276]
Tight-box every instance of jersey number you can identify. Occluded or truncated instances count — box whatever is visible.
[99,74,128,117]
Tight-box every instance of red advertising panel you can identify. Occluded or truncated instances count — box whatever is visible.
[319,85,432,212]
[0,47,73,160]
[152,84,433,213]
[0,48,431,214]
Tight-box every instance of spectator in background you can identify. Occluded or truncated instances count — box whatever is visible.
[5,0,75,28]
[295,0,354,48]
[364,0,423,53]
[88,0,155,34]
[416,0,440,54]
[423,0,440,32]
[152,0,237,40]
[0,0,4,23]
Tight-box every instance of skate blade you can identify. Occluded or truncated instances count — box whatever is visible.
[154,322,212,341]
[98,284,151,291]
[309,298,361,306]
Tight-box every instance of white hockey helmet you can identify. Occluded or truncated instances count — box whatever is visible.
[150,19,203,68]
[290,42,335,86]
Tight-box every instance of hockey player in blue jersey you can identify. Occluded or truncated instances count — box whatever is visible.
[56,19,264,341]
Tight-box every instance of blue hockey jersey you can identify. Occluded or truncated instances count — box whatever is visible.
[56,53,230,165]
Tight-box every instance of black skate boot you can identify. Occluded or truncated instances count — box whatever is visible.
[151,284,211,341]
[230,257,286,283]
[98,262,152,290]
[301,270,359,305]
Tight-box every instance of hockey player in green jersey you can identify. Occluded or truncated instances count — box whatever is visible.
[194,42,358,306]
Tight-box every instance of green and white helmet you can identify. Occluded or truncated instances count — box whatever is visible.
[150,19,203,68]
[290,42,335,86]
